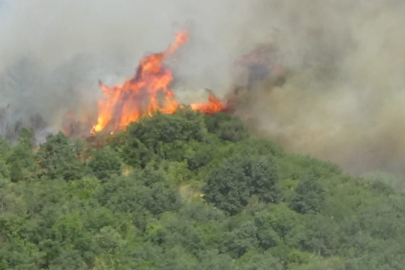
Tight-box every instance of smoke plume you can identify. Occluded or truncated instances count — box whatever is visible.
[0,0,405,175]
[241,0,405,175]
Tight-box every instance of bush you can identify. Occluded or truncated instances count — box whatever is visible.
[89,147,122,180]
[36,132,85,181]
[203,154,280,215]
[290,175,325,215]
[204,113,248,142]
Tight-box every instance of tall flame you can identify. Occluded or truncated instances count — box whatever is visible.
[92,31,226,134]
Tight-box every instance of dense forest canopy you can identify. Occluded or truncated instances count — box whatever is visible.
[0,109,404,270]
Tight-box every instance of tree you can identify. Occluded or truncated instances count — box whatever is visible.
[299,215,340,256]
[249,155,280,203]
[1,110,405,270]
[89,147,122,180]
[115,110,208,168]
[6,129,38,182]
[203,157,250,215]
[204,113,248,142]
[254,204,306,249]
[97,167,182,221]
[126,109,207,146]
[222,222,258,258]
[0,136,10,180]
[0,136,11,157]
[195,251,234,270]
[36,132,85,181]
[237,251,283,270]
[203,154,280,215]
[290,175,325,214]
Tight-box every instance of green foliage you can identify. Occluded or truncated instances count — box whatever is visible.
[238,251,283,270]
[203,154,279,215]
[0,111,404,269]
[18,128,35,148]
[300,215,340,256]
[165,160,192,186]
[204,112,249,142]
[226,137,284,157]
[89,147,122,180]
[195,251,234,270]
[114,109,208,168]
[254,204,305,250]
[290,175,325,214]
[0,135,11,156]
[97,166,182,223]
[361,171,402,193]
[6,130,38,182]
[222,221,258,258]
[36,132,85,181]
[0,136,10,180]
[186,141,215,171]
[0,159,9,181]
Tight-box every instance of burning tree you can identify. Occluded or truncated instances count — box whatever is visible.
[91,31,227,135]
[62,32,286,137]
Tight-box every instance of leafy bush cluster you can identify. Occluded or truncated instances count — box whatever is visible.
[0,109,404,269]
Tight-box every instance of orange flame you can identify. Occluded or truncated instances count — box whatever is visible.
[190,94,227,114]
[92,31,226,134]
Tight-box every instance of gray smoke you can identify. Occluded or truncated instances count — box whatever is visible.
[0,0,405,175]
[0,0,256,140]
[240,0,405,175]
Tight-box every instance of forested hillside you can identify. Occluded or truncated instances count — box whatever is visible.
[0,109,404,270]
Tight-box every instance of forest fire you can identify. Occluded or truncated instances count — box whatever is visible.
[91,31,227,134]
[61,33,282,137]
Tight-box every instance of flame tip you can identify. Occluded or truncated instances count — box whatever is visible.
[65,31,226,135]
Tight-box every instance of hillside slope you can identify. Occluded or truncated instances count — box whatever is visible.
[0,109,404,270]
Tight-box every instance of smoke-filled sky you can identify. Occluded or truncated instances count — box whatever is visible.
[0,0,405,175]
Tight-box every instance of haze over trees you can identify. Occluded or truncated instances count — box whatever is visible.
[0,109,404,270]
